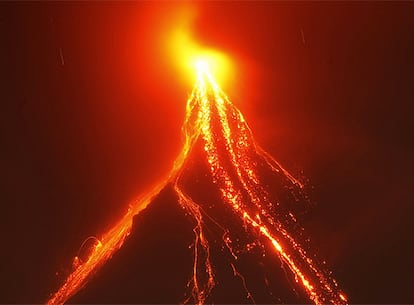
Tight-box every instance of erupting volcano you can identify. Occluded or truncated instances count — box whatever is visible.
[47,53,347,305]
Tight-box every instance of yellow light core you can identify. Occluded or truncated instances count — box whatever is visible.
[194,58,210,75]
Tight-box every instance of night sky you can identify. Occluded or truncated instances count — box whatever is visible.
[2,2,414,304]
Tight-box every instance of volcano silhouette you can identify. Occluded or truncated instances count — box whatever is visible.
[47,70,347,305]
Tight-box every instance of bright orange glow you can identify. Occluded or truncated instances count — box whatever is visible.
[47,49,347,305]
[168,27,233,87]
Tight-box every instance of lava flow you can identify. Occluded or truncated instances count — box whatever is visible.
[47,59,347,305]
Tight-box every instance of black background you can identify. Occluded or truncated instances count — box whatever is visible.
[1,2,413,304]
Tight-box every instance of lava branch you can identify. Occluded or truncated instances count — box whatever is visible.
[46,64,347,305]
[192,70,347,305]
[174,182,215,305]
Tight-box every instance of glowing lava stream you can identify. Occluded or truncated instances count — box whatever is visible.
[47,63,347,305]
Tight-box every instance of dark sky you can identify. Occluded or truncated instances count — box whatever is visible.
[1,2,414,304]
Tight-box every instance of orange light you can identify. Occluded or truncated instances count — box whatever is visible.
[168,27,233,86]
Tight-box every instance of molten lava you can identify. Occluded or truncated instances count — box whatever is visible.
[47,60,347,305]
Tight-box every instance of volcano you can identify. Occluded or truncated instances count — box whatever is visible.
[47,65,347,305]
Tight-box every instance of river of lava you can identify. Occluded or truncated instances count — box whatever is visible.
[47,69,347,305]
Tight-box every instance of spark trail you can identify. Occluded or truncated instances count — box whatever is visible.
[47,63,347,305]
